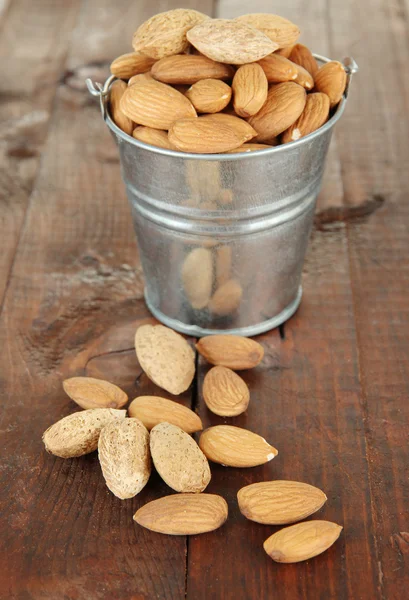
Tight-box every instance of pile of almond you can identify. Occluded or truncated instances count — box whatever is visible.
[107,9,347,154]
[43,324,342,564]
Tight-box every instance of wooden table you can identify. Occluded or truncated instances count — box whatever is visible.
[1,1,408,598]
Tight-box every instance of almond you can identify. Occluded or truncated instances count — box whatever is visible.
[181,247,213,308]
[289,43,319,78]
[98,418,151,499]
[282,93,330,143]
[232,63,268,118]
[201,113,257,140]
[249,82,306,141]
[150,422,211,492]
[185,79,232,113]
[133,126,177,150]
[110,52,156,79]
[226,143,274,153]
[132,9,209,59]
[203,366,249,416]
[134,493,228,535]
[151,54,234,85]
[208,279,243,316]
[235,14,300,49]
[135,324,195,395]
[257,54,298,83]
[294,64,314,90]
[264,521,343,563]
[128,396,203,433]
[215,245,232,286]
[199,425,278,467]
[109,80,133,135]
[62,376,128,410]
[237,481,328,524]
[275,45,294,58]
[128,73,154,85]
[42,408,126,458]
[120,79,196,130]
[187,19,278,65]
[314,61,347,107]
[196,334,264,369]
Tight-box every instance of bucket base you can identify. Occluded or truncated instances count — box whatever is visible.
[144,286,302,338]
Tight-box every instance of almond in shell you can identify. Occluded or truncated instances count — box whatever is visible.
[282,92,330,143]
[185,79,232,113]
[196,334,264,369]
[289,43,319,78]
[134,493,228,535]
[264,521,343,563]
[257,54,298,83]
[128,396,203,433]
[314,61,347,107]
[237,480,328,524]
[98,418,151,499]
[232,63,268,118]
[135,324,195,395]
[150,422,211,492]
[110,52,156,79]
[235,14,300,50]
[208,279,243,316]
[62,376,128,410]
[199,425,277,467]
[203,366,249,416]
[133,126,177,150]
[151,54,234,85]
[109,80,133,135]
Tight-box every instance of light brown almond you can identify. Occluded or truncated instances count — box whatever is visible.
[133,126,177,150]
[98,418,151,499]
[237,481,328,524]
[185,79,232,113]
[151,54,234,85]
[264,521,343,563]
[203,366,249,416]
[249,82,306,141]
[42,408,126,458]
[120,80,196,130]
[257,54,298,83]
[128,73,154,86]
[128,396,203,433]
[282,93,330,143]
[215,245,232,286]
[150,422,211,492]
[132,9,209,59]
[314,61,347,107]
[275,45,294,58]
[232,63,268,118]
[208,279,243,316]
[289,43,319,78]
[226,143,274,153]
[135,324,195,395]
[187,19,277,65]
[134,493,228,535]
[181,247,213,308]
[62,376,128,410]
[294,64,314,90]
[199,425,277,467]
[235,14,300,49]
[201,113,257,140]
[196,334,264,369]
[109,80,134,135]
[110,52,156,79]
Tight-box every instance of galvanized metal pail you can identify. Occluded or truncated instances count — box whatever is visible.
[87,55,358,337]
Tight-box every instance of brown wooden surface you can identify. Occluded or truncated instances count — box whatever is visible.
[0,0,408,599]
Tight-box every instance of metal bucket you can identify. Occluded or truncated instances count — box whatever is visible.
[87,55,358,337]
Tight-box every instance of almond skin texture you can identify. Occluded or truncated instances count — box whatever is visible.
[314,61,347,107]
[257,54,298,83]
[289,43,319,78]
[120,80,196,130]
[169,116,255,154]
[237,481,328,525]
[110,52,156,79]
[235,14,300,50]
[98,418,151,499]
[109,80,133,135]
[203,366,249,416]
[249,82,306,141]
[294,64,314,90]
[201,113,257,140]
[128,73,154,85]
[264,521,343,563]
[135,324,195,395]
[134,493,228,535]
[182,247,213,308]
[275,45,294,58]
[187,19,278,65]
[133,126,177,150]
[42,408,126,458]
[62,377,128,410]
[226,143,274,153]
[132,9,208,59]
[185,79,232,113]
[208,279,243,316]
[150,422,211,493]
[196,335,264,370]
[199,425,277,467]
[151,54,234,85]
[128,396,203,433]
[232,63,268,118]
[282,93,330,143]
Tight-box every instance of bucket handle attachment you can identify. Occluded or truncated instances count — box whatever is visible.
[342,56,359,98]
[86,74,116,120]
